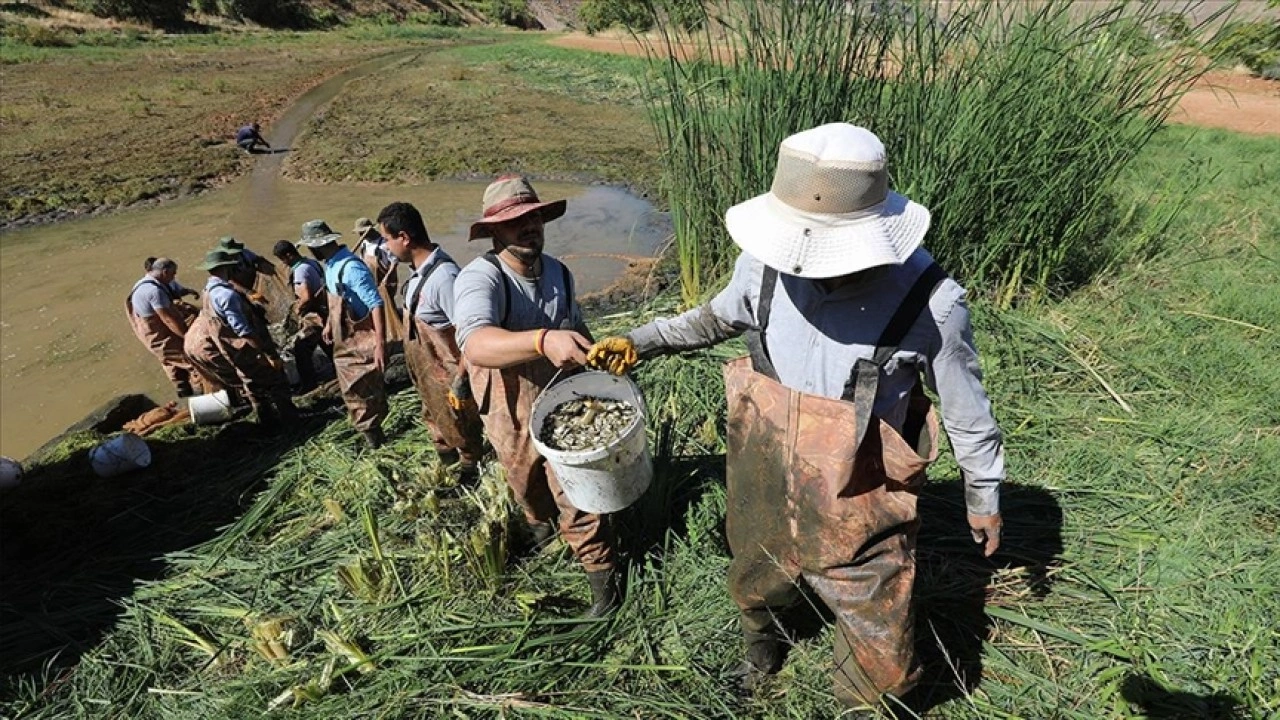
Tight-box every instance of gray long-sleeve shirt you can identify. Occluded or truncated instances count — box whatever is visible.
[629,248,1004,516]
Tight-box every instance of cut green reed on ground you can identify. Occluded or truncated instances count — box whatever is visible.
[642,0,1232,307]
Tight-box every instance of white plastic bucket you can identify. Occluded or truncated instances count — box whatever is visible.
[189,389,235,425]
[89,433,152,478]
[529,371,652,514]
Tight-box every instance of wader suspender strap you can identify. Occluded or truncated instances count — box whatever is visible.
[404,258,446,342]
[847,262,947,452]
[746,266,781,380]
[129,278,170,306]
[480,252,512,326]
[479,253,575,330]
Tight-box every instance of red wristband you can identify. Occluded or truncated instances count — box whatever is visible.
[534,329,549,356]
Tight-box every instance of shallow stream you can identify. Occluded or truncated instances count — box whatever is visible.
[0,53,669,458]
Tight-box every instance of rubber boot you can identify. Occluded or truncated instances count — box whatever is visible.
[255,402,282,433]
[735,628,784,693]
[361,427,386,449]
[457,461,480,485]
[583,568,621,618]
[277,396,300,424]
[527,521,554,547]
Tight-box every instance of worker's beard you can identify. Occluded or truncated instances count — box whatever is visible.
[501,229,544,266]
[504,243,542,265]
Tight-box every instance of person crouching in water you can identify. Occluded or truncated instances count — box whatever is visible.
[299,219,389,449]
[272,240,333,394]
[377,201,484,482]
[127,257,201,399]
[453,175,619,617]
[184,249,298,429]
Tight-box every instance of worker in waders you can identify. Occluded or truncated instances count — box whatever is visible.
[272,240,333,394]
[353,217,401,316]
[144,256,200,325]
[183,250,298,429]
[299,219,390,449]
[588,124,1006,709]
[453,175,619,617]
[217,236,278,297]
[377,201,484,482]
[126,257,201,398]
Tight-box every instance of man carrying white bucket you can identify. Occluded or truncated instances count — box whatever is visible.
[587,124,1006,710]
[184,249,298,430]
[453,175,619,618]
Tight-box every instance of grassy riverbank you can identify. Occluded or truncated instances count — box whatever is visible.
[3,126,1277,718]
[282,38,659,193]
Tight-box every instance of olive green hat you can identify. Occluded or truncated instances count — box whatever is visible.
[198,249,240,271]
[217,236,246,255]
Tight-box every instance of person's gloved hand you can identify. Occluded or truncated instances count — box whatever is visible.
[448,373,473,411]
[587,336,638,376]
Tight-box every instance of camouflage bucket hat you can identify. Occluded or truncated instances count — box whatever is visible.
[299,219,342,248]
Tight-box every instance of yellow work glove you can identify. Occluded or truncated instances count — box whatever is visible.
[448,373,473,411]
[587,336,638,376]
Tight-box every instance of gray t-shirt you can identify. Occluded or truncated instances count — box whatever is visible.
[454,253,583,348]
[403,248,460,329]
[629,248,1005,516]
[130,276,172,318]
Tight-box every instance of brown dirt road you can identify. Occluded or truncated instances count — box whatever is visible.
[551,33,1280,137]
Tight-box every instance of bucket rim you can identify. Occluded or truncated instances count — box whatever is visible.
[530,371,647,462]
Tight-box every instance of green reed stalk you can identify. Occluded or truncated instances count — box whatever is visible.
[641,0,1229,306]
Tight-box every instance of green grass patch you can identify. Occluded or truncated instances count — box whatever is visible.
[5,125,1277,718]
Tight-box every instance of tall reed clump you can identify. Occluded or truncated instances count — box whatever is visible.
[641,0,1227,306]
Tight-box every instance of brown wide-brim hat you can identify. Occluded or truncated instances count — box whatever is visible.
[468,174,566,241]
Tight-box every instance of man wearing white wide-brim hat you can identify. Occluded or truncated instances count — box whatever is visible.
[588,123,1005,708]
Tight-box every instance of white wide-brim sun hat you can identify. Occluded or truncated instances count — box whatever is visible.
[724,123,931,279]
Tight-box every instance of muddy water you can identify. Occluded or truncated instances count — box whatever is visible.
[0,54,670,459]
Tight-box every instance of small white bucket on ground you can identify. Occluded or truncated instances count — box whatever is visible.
[89,433,151,478]
[189,389,235,426]
[530,371,652,514]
